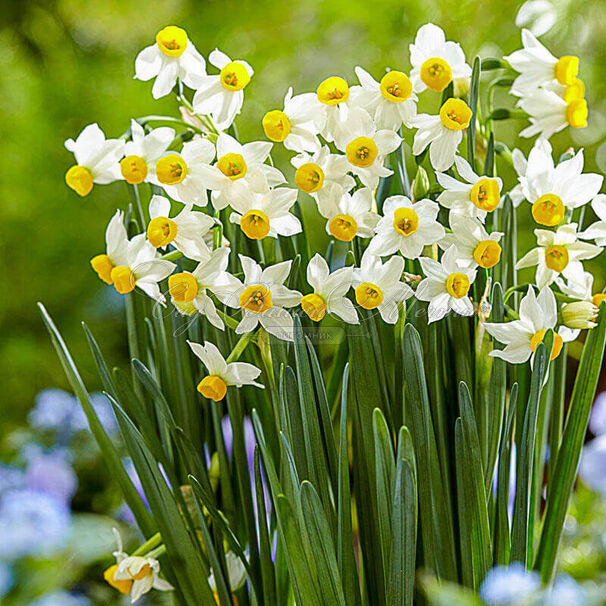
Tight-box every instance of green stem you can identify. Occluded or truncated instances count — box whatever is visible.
[137,115,206,135]
[132,532,163,556]
[145,544,167,559]
[503,283,531,304]
[226,330,256,363]
[161,250,184,262]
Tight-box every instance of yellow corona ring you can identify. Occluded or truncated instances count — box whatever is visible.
[531,194,565,226]
[239,285,273,314]
[147,216,177,247]
[544,245,569,273]
[393,207,419,237]
[592,293,606,307]
[554,55,579,87]
[355,282,384,310]
[470,178,501,212]
[346,136,378,168]
[262,110,291,142]
[473,240,502,269]
[104,565,132,595]
[446,272,471,299]
[217,153,247,180]
[155,154,187,185]
[530,330,564,360]
[379,71,413,102]
[329,214,358,241]
[566,98,588,129]
[110,266,136,294]
[90,254,115,284]
[294,163,325,193]
[168,272,199,303]
[439,98,472,131]
[316,76,349,105]
[240,210,270,240]
[197,375,228,401]
[65,165,93,197]
[156,26,188,57]
[301,293,327,322]
[564,79,585,104]
[420,57,453,92]
[220,62,250,91]
[120,155,148,185]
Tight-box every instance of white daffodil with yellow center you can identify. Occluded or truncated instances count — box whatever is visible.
[369,195,445,259]
[314,75,350,142]
[146,195,215,261]
[334,107,401,189]
[579,194,606,246]
[439,217,503,270]
[168,247,240,329]
[517,223,602,289]
[193,49,254,130]
[225,255,302,341]
[134,25,206,99]
[409,23,471,94]
[352,249,414,324]
[262,87,324,153]
[316,186,379,242]
[120,120,175,185]
[90,210,129,286]
[208,551,248,604]
[555,271,599,338]
[484,286,569,364]
[411,99,472,172]
[155,138,217,206]
[195,133,284,211]
[64,123,124,197]
[512,139,602,226]
[436,155,503,222]
[301,254,358,324]
[229,188,301,240]
[416,245,477,323]
[350,66,418,131]
[505,29,580,97]
[187,341,263,401]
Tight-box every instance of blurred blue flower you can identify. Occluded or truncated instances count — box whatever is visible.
[480,563,541,605]
[70,393,118,435]
[539,574,587,606]
[0,464,25,493]
[24,449,77,505]
[579,433,606,499]
[27,591,91,606]
[0,562,14,598]
[589,391,606,436]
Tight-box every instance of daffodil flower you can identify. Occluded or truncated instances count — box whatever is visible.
[120,120,175,185]
[314,75,350,142]
[301,254,358,324]
[512,140,602,226]
[350,66,418,131]
[208,551,248,603]
[409,23,471,94]
[411,99,473,171]
[439,217,503,269]
[517,223,601,289]
[515,0,557,37]
[90,210,129,285]
[436,155,503,222]
[484,286,569,364]
[146,195,215,260]
[187,341,263,401]
[369,195,445,259]
[229,188,302,240]
[416,245,477,323]
[223,255,302,341]
[135,26,206,99]
[352,249,413,324]
[64,123,124,196]
[333,107,401,189]
[262,87,323,152]
[579,194,606,246]
[193,49,254,130]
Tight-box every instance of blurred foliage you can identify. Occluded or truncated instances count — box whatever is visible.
[2,0,606,429]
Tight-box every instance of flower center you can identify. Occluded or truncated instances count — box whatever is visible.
[110,266,136,294]
[593,293,606,307]
[65,165,93,197]
[544,245,569,273]
[554,55,579,87]
[168,272,199,303]
[564,78,585,104]
[301,293,327,322]
[240,210,270,240]
[316,76,350,105]
[470,178,501,212]
[355,282,384,310]
[120,155,148,185]
[217,153,247,180]
[239,285,273,314]
[446,272,471,299]
[220,62,251,91]
[379,71,413,102]
[147,216,178,247]
[155,154,187,185]
[294,163,325,193]
[345,136,378,168]
[532,194,565,226]
[473,240,502,269]
[530,330,564,360]
[156,25,188,57]
[420,57,453,92]
[104,565,133,595]
[329,214,358,241]
[439,98,472,131]
[566,98,588,129]
[393,207,419,236]
[91,254,115,285]
[262,110,291,142]
[131,564,152,581]
[198,375,228,401]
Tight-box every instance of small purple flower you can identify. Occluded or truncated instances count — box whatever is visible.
[589,391,606,436]
[480,563,541,605]
[28,389,77,431]
[540,574,586,606]
[27,591,92,606]
[24,450,78,505]
[579,433,606,499]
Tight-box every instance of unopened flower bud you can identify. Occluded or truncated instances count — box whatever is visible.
[561,301,598,329]
[209,452,220,491]
[412,166,430,201]
[454,76,471,97]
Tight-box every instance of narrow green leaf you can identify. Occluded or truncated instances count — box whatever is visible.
[467,57,481,170]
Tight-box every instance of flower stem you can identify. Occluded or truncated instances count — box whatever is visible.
[226,330,256,363]
[132,532,163,556]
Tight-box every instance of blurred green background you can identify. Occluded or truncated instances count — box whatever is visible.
[2,0,606,430]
